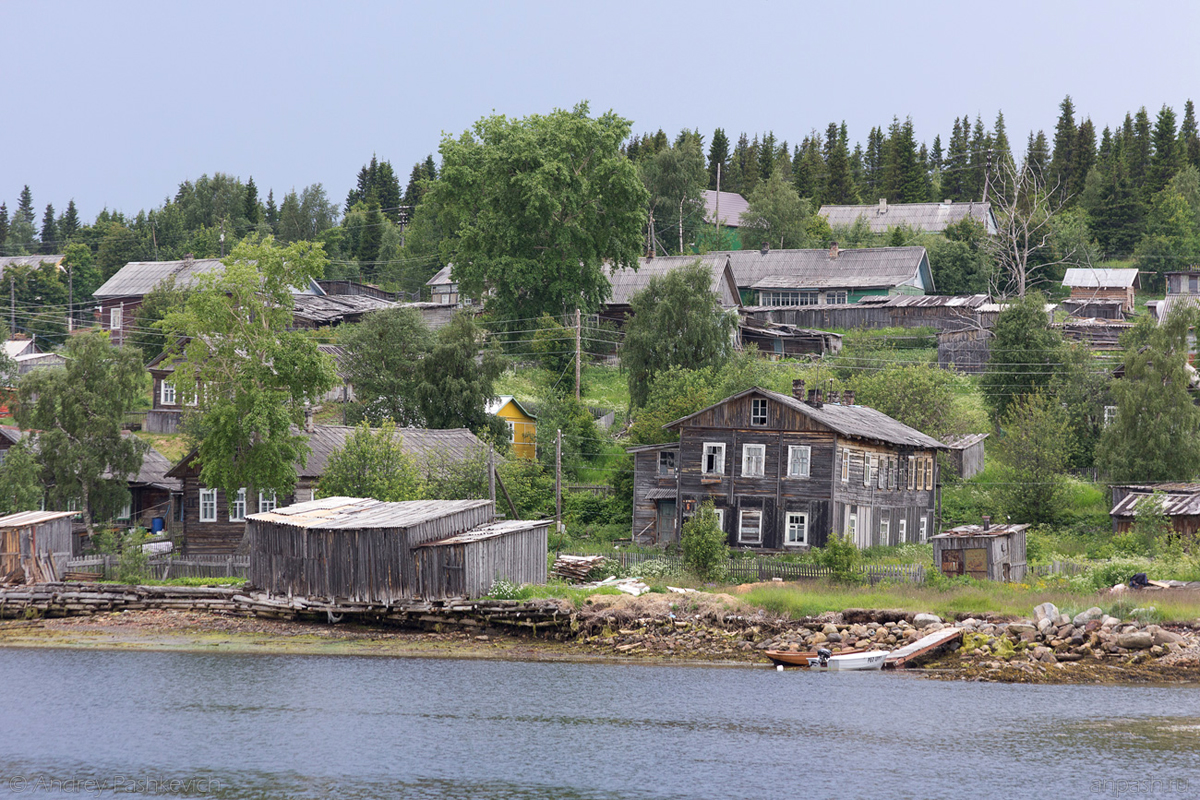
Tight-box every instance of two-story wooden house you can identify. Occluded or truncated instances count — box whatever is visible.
[629,382,946,550]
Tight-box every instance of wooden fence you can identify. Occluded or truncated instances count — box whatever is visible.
[1028,560,1089,578]
[66,555,249,581]
[561,550,926,585]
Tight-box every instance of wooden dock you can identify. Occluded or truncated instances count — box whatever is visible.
[884,627,963,669]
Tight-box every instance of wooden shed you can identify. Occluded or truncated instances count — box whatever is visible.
[1110,486,1200,539]
[0,510,77,584]
[246,497,548,603]
[932,520,1027,582]
[941,433,988,479]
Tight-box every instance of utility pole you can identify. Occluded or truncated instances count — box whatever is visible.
[678,197,684,254]
[982,148,994,204]
[555,429,562,536]
[9,276,13,335]
[67,265,73,332]
[575,308,582,401]
[488,445,496,509]
[715,163,721,245]
[220,219,226,257]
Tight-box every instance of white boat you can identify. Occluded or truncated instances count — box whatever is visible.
[805,650,889,671]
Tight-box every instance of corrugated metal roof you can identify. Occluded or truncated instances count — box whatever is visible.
[1111,491,1200,518]
[0,425,26,446]
[247,496,492,529]
[1153,295,1200,322]
[854,293,990,308]
[426,264,454,286]
[93,258,224,299]
[941,433,989,449]
[667,387,947,450]
[0,510,76,528]
[607,254,740,307]
[292,293,398,324]
[702,190,750,228]
[819,201,994,233]
[1062,268,1140,289]
[416,518,552,546]
[0,255,64,276]
[932,523,1029,539]
[645,487,677,500]
[2,339,35,359]
[719,246,929,291]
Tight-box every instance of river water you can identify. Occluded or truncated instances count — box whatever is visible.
[0,648,1197,799]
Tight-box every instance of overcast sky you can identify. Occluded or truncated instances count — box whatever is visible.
[4,1,1200,221]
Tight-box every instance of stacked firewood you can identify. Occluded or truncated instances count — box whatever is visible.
[552,554,607,583]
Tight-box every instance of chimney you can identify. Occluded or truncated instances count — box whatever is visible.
[760,242,770,256]
[829,241,839,260]
[842,389,855,406]
[982,515,991,532]
[827,389,840,405]
[304,407,315,434]
[943,199,952,205]
[183,253,194,260]
[792,379,806,400]
[877,198,887,214]
[806,388,823,408]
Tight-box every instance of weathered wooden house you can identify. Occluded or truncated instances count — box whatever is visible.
[426,265,465,306]
[2,336,66,379]
[932,520,1028,582]
[602,253,742,328]
[246,497,548,602]
[487,395,537,460]
[745,293,991,334]
[701,189,749,248]
[291,292,398,328]
[738,318,842,359]
[628,382,946,550]
[941,434,988,480]
[819,199,998,236]
[1062,268,1139,314]
[0,510,77,583]
[93,257,224,347]
[119,442,182,530]
[1110,483,1200,539]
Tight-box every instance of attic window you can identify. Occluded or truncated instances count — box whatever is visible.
[751,398,768,426]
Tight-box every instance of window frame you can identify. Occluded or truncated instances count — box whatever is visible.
[506,420,516,443]
[908,455,916,490]
[1104,406,1117,427]
[738,508,763,545]
[742,443,766,477]
[925,458,934,491]
[879,511,890,543]
[898,518,907,543]
[919,515,929,542]
[160,380,176,406]
[199,488,217,522]
[863,453,872,487]
[258,490,277,514]
[846,505,858,539]
[702,442,726,476]
[786,445,811,478]
[116,500,131,521]
[785,512,808,547]
[713,508,725,530]
[110,306,122,330]
[840,447,850,483]
[658,450,677,477]
[888,455,897,490]
[750,398,768,427]
[228,488,247,522]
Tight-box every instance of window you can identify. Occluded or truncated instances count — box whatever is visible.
[925,458,934,491]
[919,515,929,542]
[786,445,811,478]
[506,420,516,443]
[785,512,808,546]
[877,455,886,490]
[742,444,766,477]
[160,381,176,406]
[908,455,916,490]
[846,504,858,539]
[702,443,726,475]
[110,306,122,330]
[799,291,819,306]
[116,501,131,521]
[898,518,907,543]
[1104,406,1117,427]
[229,488,247,522]
[841,447,850,482]
[863,454,873,487]
[751,398,768,426]
[888,456,897,490]
[738,509,762,544]
[658,451,677,476]
[826,291,847,305]
[879,512,890,543]
[199,489,217,522]
[713,508,725,530]
[916,456,924,491]
[258,491,277,513]
[0,450,6,466]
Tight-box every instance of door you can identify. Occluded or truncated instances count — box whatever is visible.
[657,500,677,544]
[940,549,963,577]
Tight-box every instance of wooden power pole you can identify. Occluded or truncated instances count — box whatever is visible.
[575,308,582,401]
[555,428,562,535]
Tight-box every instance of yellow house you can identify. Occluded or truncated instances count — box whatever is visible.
[487,395,537,459]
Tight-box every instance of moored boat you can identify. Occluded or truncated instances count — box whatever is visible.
[764,648,867,668]
[805,650,889,671]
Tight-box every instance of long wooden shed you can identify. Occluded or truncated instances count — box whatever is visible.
[0,510,77,583]
[246,497,548,603]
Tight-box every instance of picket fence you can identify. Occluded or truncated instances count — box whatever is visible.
[561,550,926,585]
[65,554,249,581]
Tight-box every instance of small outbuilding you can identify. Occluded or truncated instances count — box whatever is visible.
[941,433,988,479]
[0,510,77,583]
[246,497,548,603]
[932,519,1027,582]
[1110,485,1200,540]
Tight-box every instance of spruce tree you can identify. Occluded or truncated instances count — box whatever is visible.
[1147,104,1181,197]
[1025,131,1050,176]
[1048,95,1077,197]
[965,115,990,200]
[930,134,943,172]
[825,123,857,204]
[244,176,262,225]
[741,135,761,195]
[1129,107,1153,193]
[16,186,34,225]
[863,126,886,198]
[265,190,278,230]
[707,128,729,190]
[882,117,929,203]
[792,133,825,202]
[0,203,8,251]
[40,204,57,254]
[1070,118,1097,203]
[757,132,778,181]
[1181,99,1200,170]
[990,111,1016,202]
[942,117,969,200]
[60,200,79,241]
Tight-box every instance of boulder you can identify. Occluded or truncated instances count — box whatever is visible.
[1073,607,1103,626]
[1033,602,1060,624]
[1008,623,1036,635]
[1037,617,1054,633]
[1152,629,1182,646]
[822,623,839,635]
[1116,631,1153,650]
[1101,616,1121,628]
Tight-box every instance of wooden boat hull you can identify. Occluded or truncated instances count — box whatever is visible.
[805,651,889,671]
[765,648,866,667]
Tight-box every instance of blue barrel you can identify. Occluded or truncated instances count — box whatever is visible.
[151,517,165,533]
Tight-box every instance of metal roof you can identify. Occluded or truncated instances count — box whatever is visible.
[1062,268,1140,289]
[416,518,552,547]
[719,246,930,292]
[819,201,995,234]
[1111,491,1200,518]
[932,523,1029,539]
[702,190,750,228]
[486,395,537,419]
[667,386,947,450]
[854,293,990,308]
[247,496,492,529]
[0,510,76,528]
[292,293,397,324]
[0,255,64,276]
[941,433,989,450]
[93,258,224,299]
[426,264,454,286]
[1152,295,1200,323]
[607,254,741,308]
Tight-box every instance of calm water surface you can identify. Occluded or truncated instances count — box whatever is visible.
[0,648,1198,799]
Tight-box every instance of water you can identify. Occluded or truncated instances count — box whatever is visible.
[0,648,1198,799]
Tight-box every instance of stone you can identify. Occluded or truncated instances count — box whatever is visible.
[1152,629,1182,646]
[1151,645,1165,657]
[1032,646,1050,660]
[825,632,842,643]
[1073,607,1103,626]
[913,613,942,628]
[1101,616,1121,628]
[1033,602,1060,624]
[1008,623,1036,635]
[1116,631,1153,650]
[822,623,838,635]
[1037,617,1054,633]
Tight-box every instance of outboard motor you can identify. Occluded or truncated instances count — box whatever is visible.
[816,647,833,667]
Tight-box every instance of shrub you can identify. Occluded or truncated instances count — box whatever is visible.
[488,578,522,600]
[816,532,861,583]
[681,502,729,581]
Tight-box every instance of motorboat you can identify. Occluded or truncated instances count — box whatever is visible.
[805,648,889,671]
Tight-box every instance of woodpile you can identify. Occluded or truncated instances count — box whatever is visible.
[553,554,606,583]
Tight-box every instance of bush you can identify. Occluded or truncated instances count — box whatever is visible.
[488,578,522,599]
[681,502,729,581]
[816,532,861,583]
[633,558,682,580]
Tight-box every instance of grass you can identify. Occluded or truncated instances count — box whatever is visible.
[133,431,191,463]
[494,363,630,416]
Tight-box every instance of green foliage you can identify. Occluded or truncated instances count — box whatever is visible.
[995,392,1072,524]
[1126,491,1179,556]
[16,330,148,529]
[434,102,648,322]
[738,170,828,251]
[131,275,190,364]
[850,363,965,440]
[496,458,556,518]
[487,578,522,600]
[339,306,433,425]
[92,527,150,584]
[680,502,729,581]
[816,532,861,583]
[158,236,336,498]
[415,313,503,434]
[980,292,1063,423]
[563,490,620,526]
[534,392,604,480]
[923,218,993,294]
[639,131,708,255]
[0,440,42,514]
[530,314,574,377]
[623,260,736,408]
[627,366,716,444]
[1051,343,1112,470]
[317,422,424,502]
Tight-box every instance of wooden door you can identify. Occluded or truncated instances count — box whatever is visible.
[657,500,677,544]
[940,549,963,577]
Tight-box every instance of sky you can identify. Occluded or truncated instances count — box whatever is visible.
[4,1,1200,222]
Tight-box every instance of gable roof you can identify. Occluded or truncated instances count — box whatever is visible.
[128,443,182,491]
[607,254,741,308]
[248,496,492,530]
[702,190,750,228]
[93,258,224,299]
[719,246,932,292]
[292,292,397,325]
[1062,268,1140,290]
[1111,490,1200,518]
[819,201,996,234]
[0,255,65,277]
[666,386,946,450]
[486,395,537,419]
[426,264,454,286]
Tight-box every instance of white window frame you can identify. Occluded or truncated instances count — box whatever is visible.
[750,398,768,426]
[864,454,873,487]
[506,420,516,443]
[713,508,725,530]
[898,518,907,543]
[846,505,858,539]
[908,455,916,490]
[919,515,929,542]
[116,500,131,521]
[702,442,726,476]
[742,443,766,477]
[889,456,897,490]
[841,447,850,482]
[258,491,277,514]
[160,380,176,406]
[879,512,890,543]
[786,445,811,478]
[110,306,122,330]
[876,455,886,490]
[738,509,763,544]
[199,488,217,522]
[1104,406,1117,427]
[229,488,247,522]
[785,512,808,547]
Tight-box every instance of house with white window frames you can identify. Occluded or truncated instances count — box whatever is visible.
[628,381,946,550]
